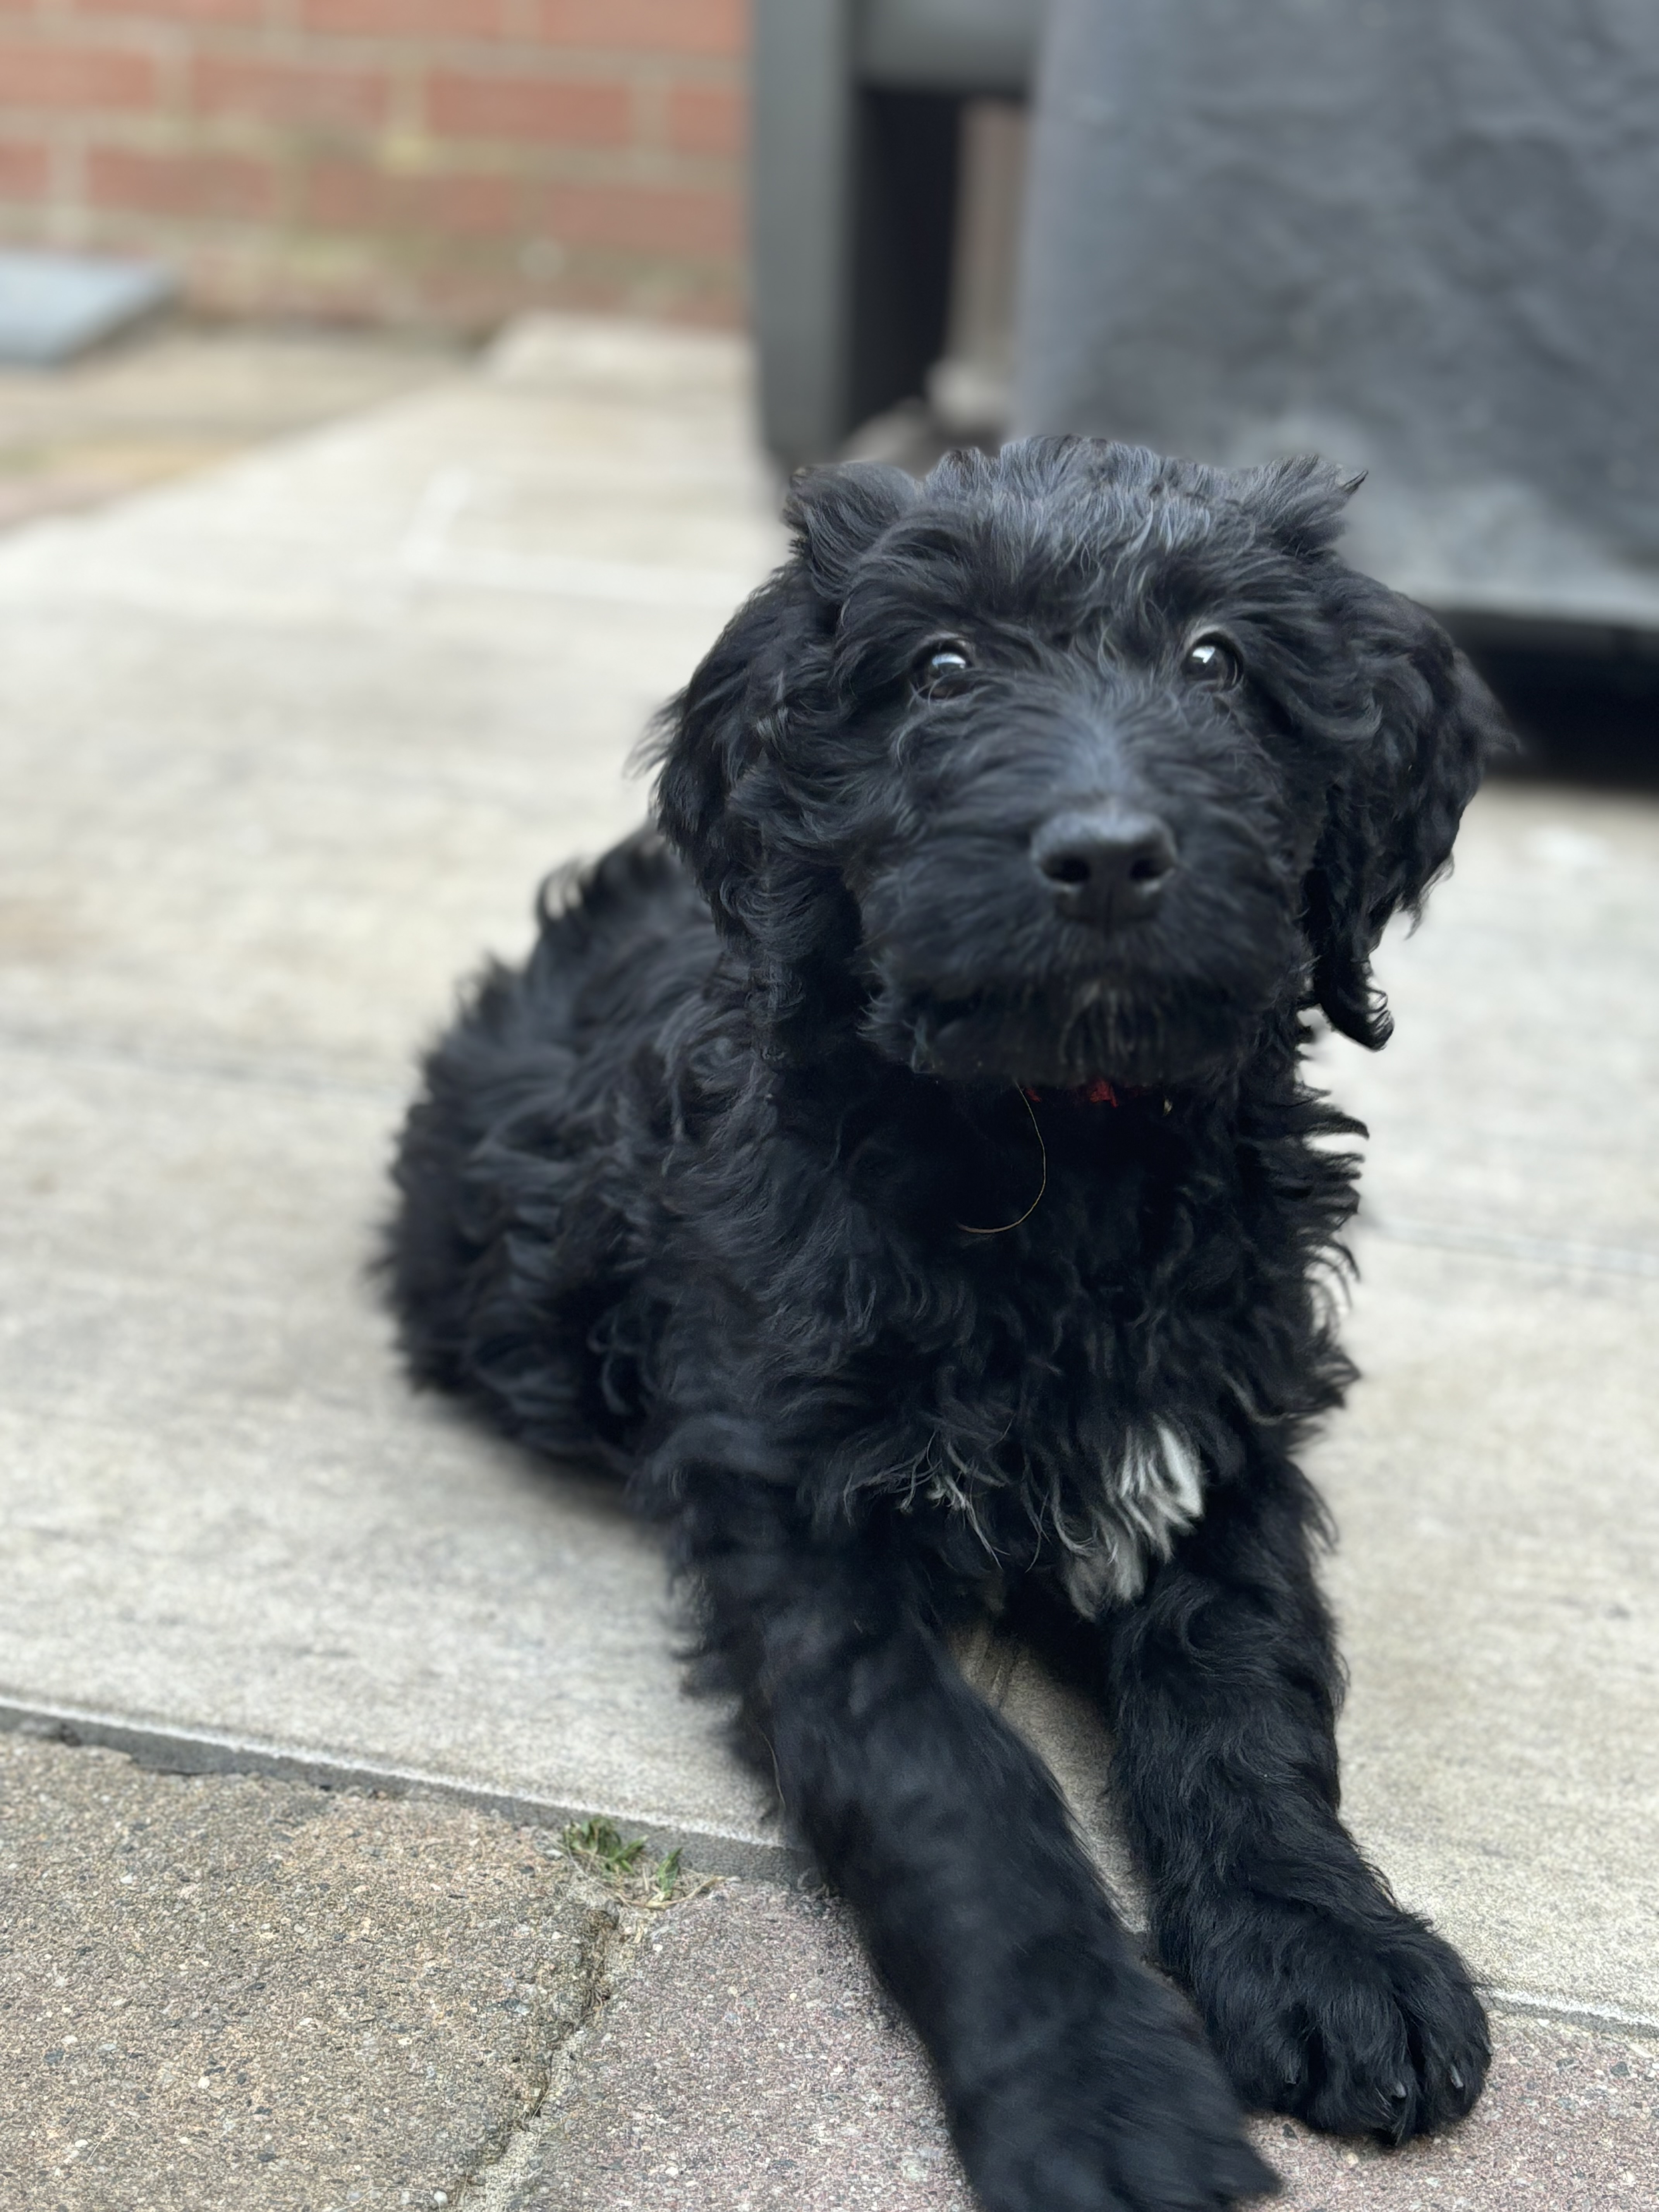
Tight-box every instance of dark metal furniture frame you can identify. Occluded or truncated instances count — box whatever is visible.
[752,0,1044,470]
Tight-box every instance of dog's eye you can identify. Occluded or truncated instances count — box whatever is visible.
[1182,634,1242,689]
[914,640,974,697]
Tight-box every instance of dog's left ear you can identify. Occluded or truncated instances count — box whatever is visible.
[1304,589,1510,1048]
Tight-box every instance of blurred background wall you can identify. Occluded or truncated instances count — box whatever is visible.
[5,0,1657,764]
[0,0,747,329]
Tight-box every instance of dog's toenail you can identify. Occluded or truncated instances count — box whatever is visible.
[1449,2066,1465,2090]
[1390,2080,1408,2099]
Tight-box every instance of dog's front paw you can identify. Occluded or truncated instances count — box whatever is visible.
[958,1971,1279,2212]
[1182,1895,1489,2142]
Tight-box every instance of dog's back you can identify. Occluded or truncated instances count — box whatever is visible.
[386,828,712,1465]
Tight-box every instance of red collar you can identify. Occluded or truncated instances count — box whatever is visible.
[1022,1079,1121,1108]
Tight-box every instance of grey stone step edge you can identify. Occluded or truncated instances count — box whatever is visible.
[5,1690,1654,2044]
[0,1688,799,1883]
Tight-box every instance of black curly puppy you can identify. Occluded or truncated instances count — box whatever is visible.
[388,440,1503,2212]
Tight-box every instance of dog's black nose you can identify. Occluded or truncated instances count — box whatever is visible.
[1032,806,1178,927]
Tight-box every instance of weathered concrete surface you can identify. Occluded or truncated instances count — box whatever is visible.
[1317,1238,1659,2020]
[493,1882,970,2212]
[1328,783,1659,1255]
[0,1733,616,2209]
[1304,780,1659,2019]
[0,314,1654,2052]
[0,1052,768,1859]
[471,1878,1659,2212]
[1259,2013,1659,2210]
[0,317,787,1863]
[4,1733,1654,2212]
[0,324,459,533]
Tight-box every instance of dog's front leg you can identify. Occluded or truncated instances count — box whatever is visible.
[1101,1461,1490,2142]
[685,1479,1275,2212]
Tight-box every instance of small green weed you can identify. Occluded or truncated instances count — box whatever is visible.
[560,1819,700,1908]
[562,1817,645,1876]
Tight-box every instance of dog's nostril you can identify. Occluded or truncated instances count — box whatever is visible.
[1046,855,1092,887]
[1128,852,1168,883]
[1032,807,1178,926]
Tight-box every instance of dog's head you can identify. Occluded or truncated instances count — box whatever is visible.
[653,440,1506,1090]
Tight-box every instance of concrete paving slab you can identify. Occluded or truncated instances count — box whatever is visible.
[1319,783,1659,1257]
[0,1733,616,2210]
[0,316,780,637]
[1314,1236,1659,2019]
[0,318,787,1867]
[468,1876,1659,2212]
[0,573,741,1087]
[6,1736,1654,2212]
[0,315,1654,2072]
[0,1051,773,1863]
[0,325,460,532]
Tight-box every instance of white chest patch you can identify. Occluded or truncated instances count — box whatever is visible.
[1050,1423,1205,1616]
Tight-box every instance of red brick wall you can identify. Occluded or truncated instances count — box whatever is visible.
[0,0,748,330]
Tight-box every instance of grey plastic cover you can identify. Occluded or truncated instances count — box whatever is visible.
[1013,0,1659,630]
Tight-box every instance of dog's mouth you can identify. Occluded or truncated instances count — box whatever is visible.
[854,842,1306,1092]
[877,973,1255,1092]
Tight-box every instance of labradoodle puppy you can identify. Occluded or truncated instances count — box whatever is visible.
[387,440,1504,2212]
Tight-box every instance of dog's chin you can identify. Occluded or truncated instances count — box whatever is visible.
[869,977,1257,1094]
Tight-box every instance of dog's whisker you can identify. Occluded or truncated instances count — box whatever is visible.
[957,1088,1049,1237]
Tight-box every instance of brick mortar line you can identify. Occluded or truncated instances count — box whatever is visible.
[0,104,734,153]
[0,122,744,191]
[0,24,745,78]
[0,63,740,119]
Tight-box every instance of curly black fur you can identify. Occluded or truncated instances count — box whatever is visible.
[387,441,1506,2212]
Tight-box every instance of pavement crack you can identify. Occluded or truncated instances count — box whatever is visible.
[456,1889,658,2212]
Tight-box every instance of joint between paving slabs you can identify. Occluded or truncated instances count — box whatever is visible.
[451,1872,625,2212]
[455,1827,731,2212]
[454,1907,623,2212]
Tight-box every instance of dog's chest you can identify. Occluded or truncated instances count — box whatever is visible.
[1038,1411,1206,1614]
[810,1097,1291,1610]
[917,1238,1219,1614]
[1021,1297,1208,1612]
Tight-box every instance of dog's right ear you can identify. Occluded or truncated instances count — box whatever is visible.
[783,460,917,601]
[652,463,915,934]
[651,575,801,936]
